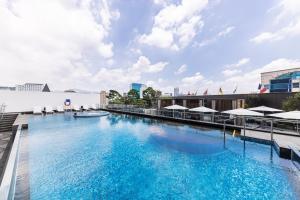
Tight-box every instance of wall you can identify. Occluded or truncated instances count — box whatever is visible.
[0,91,100,113]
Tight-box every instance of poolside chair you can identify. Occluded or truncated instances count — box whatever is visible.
[56,106,64,113]
[83,105,90,111]
[33,106,42,115]
[90,104,97,110]
[73,105,80,112]
[45,106,54,114]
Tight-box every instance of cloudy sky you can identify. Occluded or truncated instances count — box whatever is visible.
[1,0,300,94]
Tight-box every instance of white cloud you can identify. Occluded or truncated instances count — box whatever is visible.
[153,0,169,7]
[130,56,168,73]
[139,0,208,50]
[251,0,300,44]
[0,0,119,90]
[175,64,187,74]
[182,72,204,85]
[194,26,235,47]
[222,69,241,77]
[225,58,250,69]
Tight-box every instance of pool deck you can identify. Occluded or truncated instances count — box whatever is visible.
[242,129,300,159]
[0,114,28,184]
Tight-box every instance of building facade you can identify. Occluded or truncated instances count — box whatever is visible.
[130,83,147,98]
[261,68,300,93]
[174,87,179,96]
[100,91,108,107]
[16,83,50,92]
[158,93,293,111]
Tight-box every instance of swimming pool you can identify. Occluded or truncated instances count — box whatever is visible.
[15,113,300,199]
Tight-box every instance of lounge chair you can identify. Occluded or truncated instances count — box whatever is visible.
[45,106,54,114]
[73,105,80,111]
[33,106,42,115]
[90,104,97,110]
[83,105,90,111]
[56,106,64,113]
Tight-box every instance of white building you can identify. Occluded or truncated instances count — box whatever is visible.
[100,91,108,107]
[174,87,179,96]
[16,83,50,92]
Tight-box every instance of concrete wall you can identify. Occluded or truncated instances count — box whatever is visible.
[0,91,100,113]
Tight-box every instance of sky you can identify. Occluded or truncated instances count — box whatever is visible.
[1,0,300,94]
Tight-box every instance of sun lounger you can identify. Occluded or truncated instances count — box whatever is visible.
[45,106,54,114]
[73,105,80,111]
[33,106,42,115]
[56,106,64,113]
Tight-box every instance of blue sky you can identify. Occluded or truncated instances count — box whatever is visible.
[1,0,300,94]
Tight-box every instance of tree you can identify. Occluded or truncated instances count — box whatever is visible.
[143,87,156,107]
[107,90,123,104]
[244,95,265,108]
[282,93,300,111]
[127,89,139,103]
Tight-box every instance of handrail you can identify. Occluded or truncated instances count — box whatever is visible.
[0,126,21,200]
[0,103,6,120]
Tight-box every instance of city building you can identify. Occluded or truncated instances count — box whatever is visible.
[130,83,147,98]
[174,87,179,96]
[0,86,16,91]
[261,68,300,93]
[100,91,108,107]
[16,83,50,92]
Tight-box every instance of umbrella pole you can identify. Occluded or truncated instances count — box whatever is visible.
[297,120,299,134]
[223,120,226,148]
[270,119,273,143]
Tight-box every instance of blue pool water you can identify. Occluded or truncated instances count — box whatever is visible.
[16,113,300,199]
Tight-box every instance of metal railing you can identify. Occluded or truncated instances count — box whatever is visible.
[0,103,6,120]
[104,105,300,137]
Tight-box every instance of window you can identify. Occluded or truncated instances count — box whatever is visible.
[293,83,300,88]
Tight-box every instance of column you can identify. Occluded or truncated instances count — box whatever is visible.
[199,99,203,107]
[183,100,187,107]
[212,100,216,110]
[172,99,175,105]
[157,99,161,109]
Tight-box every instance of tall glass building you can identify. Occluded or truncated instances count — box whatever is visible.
[130,83,147,98]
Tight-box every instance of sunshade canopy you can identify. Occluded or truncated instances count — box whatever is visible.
[248,106,283,112]
[269,111,300,120]
[164,105,188,110]
[222,108,264,116]
[189,106,217,113]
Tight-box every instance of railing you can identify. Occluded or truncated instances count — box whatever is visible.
[0,103,6,120]
[0,126,21,200]
[104,105,300,137]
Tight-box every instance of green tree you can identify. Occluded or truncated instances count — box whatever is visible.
[127,89,139,103]
[143,87,156,107]
[282,93,300,111]
[107,90,123,104]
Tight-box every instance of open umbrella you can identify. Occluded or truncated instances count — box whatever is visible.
[248,106,283,113]
[189,106,217,113]
[222,108,263,116]
[164,104,188,118]
[269,111,300,133]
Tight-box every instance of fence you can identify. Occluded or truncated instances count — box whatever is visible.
[104,105,300,137]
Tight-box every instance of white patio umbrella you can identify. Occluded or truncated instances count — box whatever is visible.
[222,108,264,143]
[189,106,217,113]
[164,105,188,110]
[248,106,283,113]
[164,104,188,118]
[269,111,300,133]
[222,108,264,116]
[189,106,218,122]
[269,111,300,120]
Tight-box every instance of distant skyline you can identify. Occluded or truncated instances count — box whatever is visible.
[1,0,300,94]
